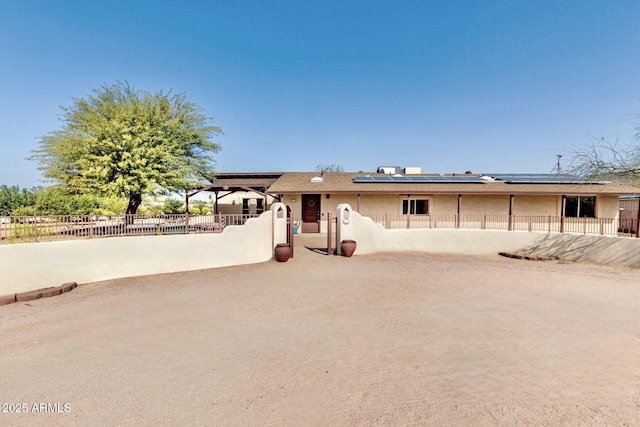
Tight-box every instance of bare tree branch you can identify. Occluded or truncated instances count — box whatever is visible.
[568,133,640,184]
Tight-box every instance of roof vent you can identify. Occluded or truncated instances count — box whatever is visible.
[403,166,422,175]
[377,166,402,175]
[311,176,323,183]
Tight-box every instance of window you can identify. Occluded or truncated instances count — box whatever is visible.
[564,196,595,218]
[256,199,264,214]
[402,199,429,215]
[242,199,250,215]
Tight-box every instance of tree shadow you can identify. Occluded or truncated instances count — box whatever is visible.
[516,234,640,267]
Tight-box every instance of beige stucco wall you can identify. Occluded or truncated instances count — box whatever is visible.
[516,233,640,268]
[1,212,275,296]
[346,211,546,255]
[460,195,510,215]
[356,194,399,215]
[597,195,621,218]
[320,194,358,231]
[283,194,303,225]
[512,195,559,216]
[432,194,458,214]
[337,208,640,267]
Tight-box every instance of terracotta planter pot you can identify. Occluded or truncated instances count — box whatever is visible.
[340,240,356,257]
[274,243,291,262]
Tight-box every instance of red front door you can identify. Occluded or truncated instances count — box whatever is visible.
[302,194,321,233]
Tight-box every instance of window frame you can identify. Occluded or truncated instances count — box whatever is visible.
[564,196,596,218]
[402,198,429,215]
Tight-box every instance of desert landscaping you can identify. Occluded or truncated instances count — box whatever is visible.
[1,235,638,426]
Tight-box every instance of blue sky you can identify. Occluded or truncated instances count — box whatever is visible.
[1,0,639,188]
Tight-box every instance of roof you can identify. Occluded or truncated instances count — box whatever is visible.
[188,172,284,197]
[267,172,640,196]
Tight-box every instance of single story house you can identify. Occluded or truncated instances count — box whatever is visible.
[197,168,640,234]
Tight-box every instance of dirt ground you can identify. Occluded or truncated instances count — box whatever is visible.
[1,235,639,426]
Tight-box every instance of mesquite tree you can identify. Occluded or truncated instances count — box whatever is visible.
[30,82,222,214]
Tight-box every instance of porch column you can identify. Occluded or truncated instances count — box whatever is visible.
[636,197,640,238]
[357,193,361,212]
[406,194,411,229]
[560,195,566,233]
[508,194,514,231]
[457,194,462,228]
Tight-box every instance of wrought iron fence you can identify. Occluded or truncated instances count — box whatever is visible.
[362,213,639,238]
[0,213,260,244]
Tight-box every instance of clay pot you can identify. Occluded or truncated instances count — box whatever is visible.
[340,240,356,257]
[274,243,291,262]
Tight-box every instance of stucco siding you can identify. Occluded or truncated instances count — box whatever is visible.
[597,196,620,218]
[513,195,560,216]
[357,194,402,215]
[433,195,459,214]
[460,195,510,215]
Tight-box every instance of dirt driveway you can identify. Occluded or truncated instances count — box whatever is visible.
[1,235,639,426]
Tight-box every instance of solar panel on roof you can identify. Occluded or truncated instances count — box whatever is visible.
[352,176,488,184]
[487,173,609,184]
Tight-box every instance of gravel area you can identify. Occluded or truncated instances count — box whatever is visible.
[1,235,639,426]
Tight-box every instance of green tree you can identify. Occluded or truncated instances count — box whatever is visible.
[30,81,222,215]
[0,185,38,215]
[163,198,184,214]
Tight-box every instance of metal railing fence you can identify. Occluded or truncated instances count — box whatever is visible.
[361,213,638,238]
[0,213,260,244]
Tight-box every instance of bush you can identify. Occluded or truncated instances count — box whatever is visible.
[163,199,184,214]
[11,206,36,216]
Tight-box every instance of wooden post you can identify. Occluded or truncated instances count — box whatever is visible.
[456,194,462,229]
[636,198,640,238]
[357,193,361,212]
[327,212,333,256]
[185,191,190,234]
[33,211,37,242]
[288,208,294,258]
[560,196,566,233]
[508,194,514,231]
[406,195,411,229]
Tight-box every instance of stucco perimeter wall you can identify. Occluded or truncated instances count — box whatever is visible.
[350,212,545,255]
[514,233,640,268]
[348,211,640,268]
[0,212,274,296]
